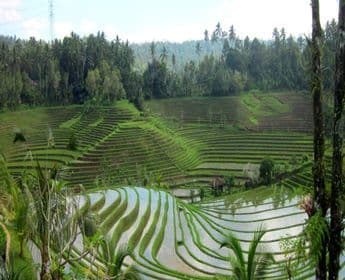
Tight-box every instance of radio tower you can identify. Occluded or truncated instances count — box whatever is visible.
[49,0,54,42]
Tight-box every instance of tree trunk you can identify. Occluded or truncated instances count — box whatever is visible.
[329,1,345,279]
[0,222,11,268]
[311,1,327,279]
[40,236,51,280]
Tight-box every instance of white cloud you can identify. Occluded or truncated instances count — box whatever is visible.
[22,17,46,38]
[55,21,74,38]
[0,0,21,23]
[206,0,338,40]
[80,19,98,35]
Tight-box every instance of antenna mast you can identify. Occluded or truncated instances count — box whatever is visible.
[49,0,54,42]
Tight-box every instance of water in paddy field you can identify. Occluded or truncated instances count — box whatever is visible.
[77,185,341,279]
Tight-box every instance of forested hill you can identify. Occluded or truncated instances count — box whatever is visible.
[131,40,224,71]
[0,20,337,111]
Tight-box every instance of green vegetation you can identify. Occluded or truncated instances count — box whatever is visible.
[0,20,337,111]
[259,158,275,185]
[218,227,274,280]
[0,95,343,279]
[0,0,344,277]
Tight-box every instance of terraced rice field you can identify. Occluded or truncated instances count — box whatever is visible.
[0,102,139,177]
[61,122,200,187]
[73,184,344,279]
[0,93,315,188]
[146,92,313,133]
[1,93,341,279]
[175,127,313,185]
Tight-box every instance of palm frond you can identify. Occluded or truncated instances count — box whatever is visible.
[221,232,246,270]
[122,264,141,280]
[114,245,131,269]
[228,254,246,280]
[252,253,275,278]
[247,226,266,280]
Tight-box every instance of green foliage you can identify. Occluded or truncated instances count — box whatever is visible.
[219,226,274,280]
[259,158,275,185]
[0,227,5,254]
[143,59,168,98]
[0,19,338,110]
[279,236,305,279]
[0,32,134,109]
[133,95,144,111]
[225,175,235,188]
[67,132,78,151]
[96,238,140,279]
[302,211,329,265]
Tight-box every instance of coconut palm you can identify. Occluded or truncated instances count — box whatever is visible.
[0,154,31,261]
[218,227,274,280]
[96,238,140,280]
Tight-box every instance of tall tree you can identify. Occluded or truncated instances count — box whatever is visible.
[310,1,327,279]
[160,45,168,62]
[150,41,156,60]
[195,42,202,57]
[204,29,209,41]
[329,1,345,279]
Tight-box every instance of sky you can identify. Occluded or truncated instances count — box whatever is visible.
[0,0,339,43]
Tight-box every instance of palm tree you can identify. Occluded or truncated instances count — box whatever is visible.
[0,154,31,262]
[218,227,274,280]
[96,238,140,280]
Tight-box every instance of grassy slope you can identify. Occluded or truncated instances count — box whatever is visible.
[0,92,315,188]
[145,91,312,132]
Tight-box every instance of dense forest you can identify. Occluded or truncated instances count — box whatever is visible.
[0,20,338,110]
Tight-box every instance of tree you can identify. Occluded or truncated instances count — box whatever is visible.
[259,158,275,185]
[143,59,168,98]
[150,41,156,60]
[219,226,274,280]
[160,45,168,62]
[229,25,236,46]
[102,68,126,102]
[67,132,78,151]
[171,53,176,71]
[85,68,101,100]
[310,1,327,279]
[204,29,209,41]
[46,59,61,104]
[224,175,235,193]
[17,163,94,280]
[214,22,222,39]
[329,1,345,279]
[195,42,202,57]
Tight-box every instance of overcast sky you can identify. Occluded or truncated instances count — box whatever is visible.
[0,0,339,43]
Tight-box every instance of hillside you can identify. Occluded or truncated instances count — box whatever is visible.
[1,91,344,279]
[0,92,314,189]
